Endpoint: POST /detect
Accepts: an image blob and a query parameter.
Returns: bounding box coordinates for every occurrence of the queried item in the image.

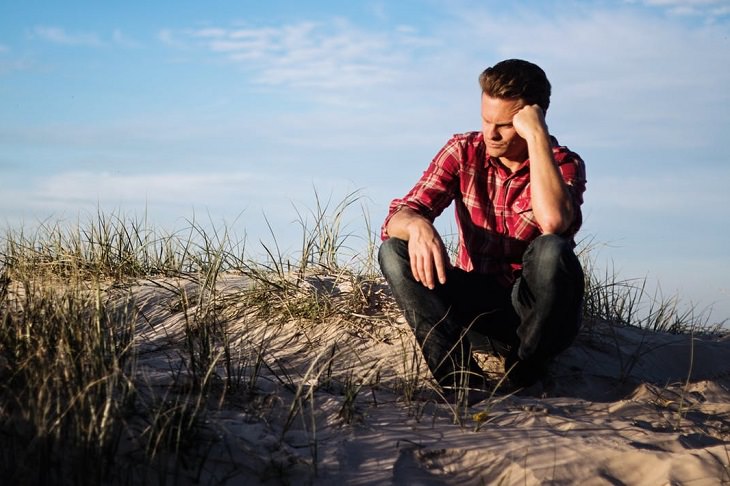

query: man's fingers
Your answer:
[412,253,430,286]
[408,236,449,289]
[421,253,435,289]
[410,254,422,283]
[432,249,447,285]
[415,252,445,289]
[409,251,431,288]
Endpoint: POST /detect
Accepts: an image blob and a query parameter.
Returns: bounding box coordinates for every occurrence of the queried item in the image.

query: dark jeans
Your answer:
[378,234,584,389]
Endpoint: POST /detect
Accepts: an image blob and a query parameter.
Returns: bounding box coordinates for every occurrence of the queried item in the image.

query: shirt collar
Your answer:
[483,135,561,175]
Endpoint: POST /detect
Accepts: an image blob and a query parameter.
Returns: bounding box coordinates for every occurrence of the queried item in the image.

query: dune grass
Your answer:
[0,277,136,484]
[578,237,724,335]
[0,195,725,483]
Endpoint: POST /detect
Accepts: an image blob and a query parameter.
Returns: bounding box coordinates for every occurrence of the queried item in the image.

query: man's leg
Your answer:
[508,234,585,385]
[378,238,487,391]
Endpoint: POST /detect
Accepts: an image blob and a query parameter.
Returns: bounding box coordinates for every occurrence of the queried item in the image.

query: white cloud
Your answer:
[27,26,142,49]
[587,169,730,212]
[191,28,228,38]
[177,19,436,91]
[0,59,32,75]
[0,44,34,75]
[14,169,354,215]
[645,0,725,5]
[32,26,104,47]
[0,169,367,252]
[638,0,730,20]
[158,28,187,48]
[34,171,254,205]
[154,6,730,153]
[112,29,142,48]
[643,0,728,7]
[443,6,730,151]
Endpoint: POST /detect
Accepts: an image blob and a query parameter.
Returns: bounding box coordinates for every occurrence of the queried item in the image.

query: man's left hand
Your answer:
[512,104,549,142]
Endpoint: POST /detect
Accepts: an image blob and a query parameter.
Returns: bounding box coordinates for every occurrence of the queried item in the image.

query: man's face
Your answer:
[481,94,528,164]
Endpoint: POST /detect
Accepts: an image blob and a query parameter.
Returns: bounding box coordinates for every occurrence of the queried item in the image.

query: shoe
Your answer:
[503,352,549,389]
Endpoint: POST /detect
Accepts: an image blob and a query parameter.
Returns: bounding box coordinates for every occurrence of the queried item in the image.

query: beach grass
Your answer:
[0,195,726,484]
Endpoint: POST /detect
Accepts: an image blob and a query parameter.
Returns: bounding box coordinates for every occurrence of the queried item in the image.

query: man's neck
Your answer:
[498,156,526,173]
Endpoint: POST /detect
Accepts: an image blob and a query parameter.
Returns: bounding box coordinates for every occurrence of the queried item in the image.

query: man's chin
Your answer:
[487,146,505,157]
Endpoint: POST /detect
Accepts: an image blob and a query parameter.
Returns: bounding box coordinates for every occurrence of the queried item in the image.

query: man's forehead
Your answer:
[481,94,525,122]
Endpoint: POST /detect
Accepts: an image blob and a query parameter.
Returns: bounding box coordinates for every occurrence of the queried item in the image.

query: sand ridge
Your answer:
[120,274,730,485]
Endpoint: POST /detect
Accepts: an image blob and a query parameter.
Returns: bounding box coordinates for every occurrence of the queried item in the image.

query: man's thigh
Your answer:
[441,268,520,346]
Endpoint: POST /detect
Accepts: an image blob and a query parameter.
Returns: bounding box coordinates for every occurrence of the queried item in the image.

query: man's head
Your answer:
[478,59,551,112]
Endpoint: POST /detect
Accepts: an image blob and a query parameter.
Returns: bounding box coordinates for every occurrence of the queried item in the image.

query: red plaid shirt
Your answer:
[381,131,586,287]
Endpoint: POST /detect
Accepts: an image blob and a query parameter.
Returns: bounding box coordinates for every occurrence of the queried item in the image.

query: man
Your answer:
[378,59,586,399]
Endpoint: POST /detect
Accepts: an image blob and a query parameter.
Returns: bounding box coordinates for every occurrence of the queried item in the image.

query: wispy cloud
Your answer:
[445,5,730,151]
[34,171,257,206]
[626,0,730,24]
[31,26,142,48]
[111,29,142,48]
[0,169,363,244]
[0,44,34,75]
[153,6,730,152]
[0,59,33,75]
[9,168,353,212]
[588,169,730,212]
[158,28,187,49]
[32,26,104,47]
[640,0,730,19]
[173,19,438,91]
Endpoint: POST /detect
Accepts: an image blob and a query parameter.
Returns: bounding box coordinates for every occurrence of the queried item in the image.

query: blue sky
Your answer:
[1,0,729,325]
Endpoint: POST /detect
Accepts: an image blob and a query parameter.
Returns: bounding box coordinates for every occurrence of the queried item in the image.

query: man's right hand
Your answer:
[386,208,451,289]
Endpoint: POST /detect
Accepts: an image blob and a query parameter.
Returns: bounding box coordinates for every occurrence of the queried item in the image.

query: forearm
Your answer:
[385,207,449,288]
[385,207,434,241]
[527,134,574,234]
[512,105,574,234]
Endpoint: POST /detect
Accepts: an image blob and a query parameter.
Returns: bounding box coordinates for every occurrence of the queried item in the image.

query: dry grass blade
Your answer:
[0,194,726,484]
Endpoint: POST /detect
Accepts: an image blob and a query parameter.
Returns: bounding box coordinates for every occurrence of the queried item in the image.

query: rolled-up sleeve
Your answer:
[380,136,463,240]
[554,149,587,239]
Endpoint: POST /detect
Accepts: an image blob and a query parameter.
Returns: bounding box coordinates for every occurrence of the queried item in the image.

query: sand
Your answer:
[122,274,730,485]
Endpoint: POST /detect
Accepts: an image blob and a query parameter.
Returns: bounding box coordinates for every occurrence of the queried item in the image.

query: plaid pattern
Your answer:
[381,131,586,287]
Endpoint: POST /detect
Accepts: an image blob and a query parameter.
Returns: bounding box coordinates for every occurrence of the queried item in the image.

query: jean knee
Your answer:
[522,234,584,292]
[527,234,571,267]
[378,238,410,280]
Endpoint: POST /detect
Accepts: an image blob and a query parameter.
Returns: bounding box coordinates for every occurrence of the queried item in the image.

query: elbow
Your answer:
[537,208,573,235]
[539,220,567,235]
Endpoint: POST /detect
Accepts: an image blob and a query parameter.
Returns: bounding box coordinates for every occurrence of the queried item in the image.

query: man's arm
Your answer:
[512,105,574,234]
[386,207,450,290]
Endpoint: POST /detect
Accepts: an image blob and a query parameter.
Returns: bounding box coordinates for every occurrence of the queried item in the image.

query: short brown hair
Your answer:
[479,59,551,112]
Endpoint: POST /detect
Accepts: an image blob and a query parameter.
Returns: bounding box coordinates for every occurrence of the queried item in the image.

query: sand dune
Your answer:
[122,274,730,485]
